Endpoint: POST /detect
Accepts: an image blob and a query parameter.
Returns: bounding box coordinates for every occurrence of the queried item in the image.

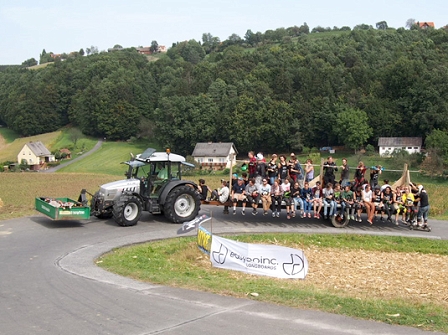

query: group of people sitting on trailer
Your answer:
[197,152,430,228]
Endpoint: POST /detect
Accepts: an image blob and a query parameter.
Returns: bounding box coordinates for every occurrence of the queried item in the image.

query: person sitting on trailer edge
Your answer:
[231,177,247,215]
[245,178,260,215]
[211,179,230,204]
[259,178,272,215]
[312,181,323,219]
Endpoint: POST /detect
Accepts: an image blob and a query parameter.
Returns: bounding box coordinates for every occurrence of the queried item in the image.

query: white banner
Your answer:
[211,235,308,279]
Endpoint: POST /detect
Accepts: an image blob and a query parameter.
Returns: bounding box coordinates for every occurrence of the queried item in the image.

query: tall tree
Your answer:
[333,106,373,152]
[376,21,388,30]
[150,40,159,53]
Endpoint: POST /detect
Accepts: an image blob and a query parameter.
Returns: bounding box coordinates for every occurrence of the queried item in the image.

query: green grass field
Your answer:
[56,140,159,175]
[98,234,448,333]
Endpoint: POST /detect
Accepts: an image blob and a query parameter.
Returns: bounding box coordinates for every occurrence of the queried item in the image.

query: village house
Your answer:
[17,141,55,170]
[417,21,435,29]
[191,142,238,171]
[378,137,422,157]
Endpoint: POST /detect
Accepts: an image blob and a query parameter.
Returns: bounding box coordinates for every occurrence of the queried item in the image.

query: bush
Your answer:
[365,144,375,156]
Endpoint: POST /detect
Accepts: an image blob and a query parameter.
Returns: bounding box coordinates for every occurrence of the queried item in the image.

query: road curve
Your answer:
[0,207,447,335]
[43,139,103,173]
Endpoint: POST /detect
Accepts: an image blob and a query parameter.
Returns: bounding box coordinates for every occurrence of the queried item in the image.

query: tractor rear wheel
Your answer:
[164,186,200,223]
[113,196,142,227]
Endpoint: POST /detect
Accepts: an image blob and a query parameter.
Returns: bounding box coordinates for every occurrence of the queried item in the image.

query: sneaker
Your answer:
[287,215,291,220]
[308,213,311,218]
[395,220,399,226]
[380,217,384,221]
[233,210,236,215]
[314,214,317,218]
[272,212,276,218]
[252,210,256,216]
[276,212,280,218]
[292,212,296,218]
[316,213,321,219]
[263,211,267,216]
[241,210,245,215]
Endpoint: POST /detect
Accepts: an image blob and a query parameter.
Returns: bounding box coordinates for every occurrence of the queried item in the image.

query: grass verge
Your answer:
[0,173,117,220]
[98,234,448,333]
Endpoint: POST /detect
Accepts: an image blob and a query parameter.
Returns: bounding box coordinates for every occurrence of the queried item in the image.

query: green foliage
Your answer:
[334,105,372,152]
[2,27,448,156]
[365,144,375,156]
[426,129,448,164]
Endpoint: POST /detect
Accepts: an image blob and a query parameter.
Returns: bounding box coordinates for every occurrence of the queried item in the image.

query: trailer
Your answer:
[35,197,90,220]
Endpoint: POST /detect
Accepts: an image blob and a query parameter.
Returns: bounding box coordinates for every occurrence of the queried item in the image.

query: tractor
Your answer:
[80,148,201,226]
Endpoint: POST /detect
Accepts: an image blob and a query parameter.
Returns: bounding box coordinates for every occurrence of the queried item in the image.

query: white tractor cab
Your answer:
[83,148,201,226]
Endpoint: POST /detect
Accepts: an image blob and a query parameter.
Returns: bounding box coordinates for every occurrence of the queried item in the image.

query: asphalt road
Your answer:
[1,206,447,335]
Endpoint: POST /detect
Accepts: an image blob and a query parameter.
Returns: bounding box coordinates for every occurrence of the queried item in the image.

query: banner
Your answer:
[177,214,211,235]
[211,235,308,279]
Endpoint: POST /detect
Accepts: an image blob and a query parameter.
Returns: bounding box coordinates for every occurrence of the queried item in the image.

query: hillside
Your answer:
[1,26,448,161]
[0,130,62,162]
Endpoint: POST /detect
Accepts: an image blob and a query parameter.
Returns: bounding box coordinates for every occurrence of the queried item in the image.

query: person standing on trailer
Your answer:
[278,155,289,182]
[415,185,430,228]
[247,151,257,179]
[323,156,338,186]
[267,154,278,185]
[339,158,350,187]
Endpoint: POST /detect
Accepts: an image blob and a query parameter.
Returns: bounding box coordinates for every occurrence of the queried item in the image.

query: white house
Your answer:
[378,137,422,157]
[17,141,55,170]
[191,142,238,170]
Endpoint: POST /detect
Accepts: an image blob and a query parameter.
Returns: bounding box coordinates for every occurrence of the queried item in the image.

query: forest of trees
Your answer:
[1,24,448,159]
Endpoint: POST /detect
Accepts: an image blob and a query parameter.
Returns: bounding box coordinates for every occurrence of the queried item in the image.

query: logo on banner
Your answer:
[177,214,211,235]
[282,254,305,275]
[197,226,212,255]
[212,243,228,264]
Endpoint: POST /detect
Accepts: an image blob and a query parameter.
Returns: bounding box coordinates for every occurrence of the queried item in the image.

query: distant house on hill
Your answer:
[378,137,422,157]
[17,141,55,170]
[418,21,435,29]
[191,142,238,170]
[59,148,71,159]
[136,47,152,55]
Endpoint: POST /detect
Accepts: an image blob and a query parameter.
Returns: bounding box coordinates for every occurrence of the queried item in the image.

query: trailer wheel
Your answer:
[164,186,200,223]
[113,196,142,227]
[331,213,350,228]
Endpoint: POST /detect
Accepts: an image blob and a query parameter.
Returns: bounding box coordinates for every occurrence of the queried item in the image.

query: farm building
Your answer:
[378,137,422,157]
[17,141,55,170]
[191,142,238,170]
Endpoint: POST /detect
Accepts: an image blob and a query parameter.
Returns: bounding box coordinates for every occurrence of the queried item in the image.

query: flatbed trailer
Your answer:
[35,197,91,220]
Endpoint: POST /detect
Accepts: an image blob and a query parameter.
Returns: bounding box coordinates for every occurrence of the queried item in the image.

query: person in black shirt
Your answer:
[196,179,211,200]
[323,156,338,187]
[267,154,278,185]
[278,155,289,182]
[415,185,430,227]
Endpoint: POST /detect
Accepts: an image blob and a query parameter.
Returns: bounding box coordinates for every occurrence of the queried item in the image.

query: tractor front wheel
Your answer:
[164,186,200,223]
[113,196,142,227]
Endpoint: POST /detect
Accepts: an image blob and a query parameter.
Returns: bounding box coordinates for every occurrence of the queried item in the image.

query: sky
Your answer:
[0,0,447,65]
